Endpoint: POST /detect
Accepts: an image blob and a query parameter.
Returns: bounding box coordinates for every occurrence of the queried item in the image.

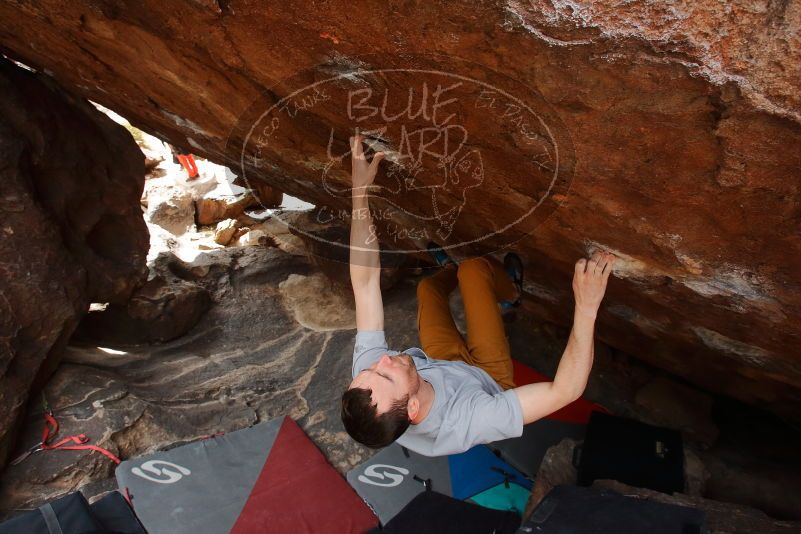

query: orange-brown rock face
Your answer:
[0,2,799,418]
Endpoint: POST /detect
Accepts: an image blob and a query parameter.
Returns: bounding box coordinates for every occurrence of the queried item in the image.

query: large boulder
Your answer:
[143,181,196,236]
[0,59,148,468]
[214,218,240,245]
[0,2,799,418]
[195,191,257,226]
[72,253,211,346]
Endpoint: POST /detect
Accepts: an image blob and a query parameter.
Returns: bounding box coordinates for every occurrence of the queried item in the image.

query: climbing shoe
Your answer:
[427,242,455,267]
[501,252,524,315]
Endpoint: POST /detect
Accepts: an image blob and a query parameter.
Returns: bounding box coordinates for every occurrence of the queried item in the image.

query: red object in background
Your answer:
[176,153,199,179]
[512,360,609,424]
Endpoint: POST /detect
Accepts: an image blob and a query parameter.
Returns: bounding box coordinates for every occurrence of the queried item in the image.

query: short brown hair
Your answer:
[341,387,410,449]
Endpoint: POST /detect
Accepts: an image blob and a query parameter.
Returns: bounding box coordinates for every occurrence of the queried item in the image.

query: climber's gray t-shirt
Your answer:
[351,330,524,456]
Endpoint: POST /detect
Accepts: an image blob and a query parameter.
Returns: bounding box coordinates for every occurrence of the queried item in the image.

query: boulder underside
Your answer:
[0,1,799,421]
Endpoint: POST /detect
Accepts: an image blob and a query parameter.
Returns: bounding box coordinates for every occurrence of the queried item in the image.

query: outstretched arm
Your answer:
[349,133,386,331]
[513,251,615,424]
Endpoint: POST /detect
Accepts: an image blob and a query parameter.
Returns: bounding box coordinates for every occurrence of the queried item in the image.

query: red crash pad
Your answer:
[512,360,608,424]
[231,417,378,534]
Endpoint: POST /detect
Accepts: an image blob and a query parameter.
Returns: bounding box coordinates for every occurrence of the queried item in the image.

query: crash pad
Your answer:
[523,485,705,533]
[116,416,377,534]
[347,442,531,525]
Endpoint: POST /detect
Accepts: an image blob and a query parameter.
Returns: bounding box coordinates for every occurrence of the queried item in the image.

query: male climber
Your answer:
[341,133,616,456]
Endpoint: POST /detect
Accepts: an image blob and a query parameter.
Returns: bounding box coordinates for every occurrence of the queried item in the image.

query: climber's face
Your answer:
[349,353,421,415]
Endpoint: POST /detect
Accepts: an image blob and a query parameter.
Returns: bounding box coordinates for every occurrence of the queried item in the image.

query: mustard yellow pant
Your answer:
[416,256,517,390]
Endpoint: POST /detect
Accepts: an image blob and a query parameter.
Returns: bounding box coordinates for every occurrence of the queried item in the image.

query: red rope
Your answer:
[39,412,121,465]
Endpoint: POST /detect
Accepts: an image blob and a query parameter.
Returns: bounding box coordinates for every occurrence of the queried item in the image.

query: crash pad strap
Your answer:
[41,412,121,465]
[38,503,63,534]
